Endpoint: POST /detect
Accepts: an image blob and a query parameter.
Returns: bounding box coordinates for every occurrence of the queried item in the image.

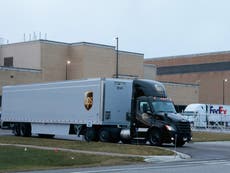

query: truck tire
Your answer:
[84,128,96,142]
[20,123,31,137]
[174,139,185,147]
[38,134,55,138]
[110,128,121,143]
[121,138,131,144]
[99,128,110,142]
[148,129,162,146]
[13,123,21,136]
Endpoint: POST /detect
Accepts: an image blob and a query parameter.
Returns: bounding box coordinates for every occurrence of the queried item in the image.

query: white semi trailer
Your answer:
[1,78,191,146]
[183,103,230,128]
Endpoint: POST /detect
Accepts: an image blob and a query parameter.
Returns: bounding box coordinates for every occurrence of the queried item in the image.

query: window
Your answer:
[139,101,150,113]
[151,101,176,113]
[0,95,2,107]
[4,57,13,67]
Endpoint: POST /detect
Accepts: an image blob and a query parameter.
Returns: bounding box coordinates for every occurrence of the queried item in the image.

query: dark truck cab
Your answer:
[130,80,191,146]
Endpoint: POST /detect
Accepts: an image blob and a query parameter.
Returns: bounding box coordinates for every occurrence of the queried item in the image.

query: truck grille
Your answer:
[176,122,191,133]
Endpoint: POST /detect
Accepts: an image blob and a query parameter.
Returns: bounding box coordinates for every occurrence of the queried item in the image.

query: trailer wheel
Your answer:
[99,128,110,142]
[20,123,31,137]
[13,123,21,136]
[84,128,96,142]
[20,123,27,137]
[148,129,162,146]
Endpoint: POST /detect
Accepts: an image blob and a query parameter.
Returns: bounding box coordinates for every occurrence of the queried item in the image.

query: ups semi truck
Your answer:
[1,78,191,146]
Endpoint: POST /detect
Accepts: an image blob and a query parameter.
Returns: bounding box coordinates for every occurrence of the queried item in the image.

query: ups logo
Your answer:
[84,91,93,111]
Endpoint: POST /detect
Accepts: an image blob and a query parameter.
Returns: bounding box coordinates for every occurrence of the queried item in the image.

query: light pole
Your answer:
[66,60,71,80]
[115,37,119,78]
[223,78,228,104]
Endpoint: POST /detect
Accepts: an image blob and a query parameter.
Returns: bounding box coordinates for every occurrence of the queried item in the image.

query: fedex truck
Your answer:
[1,78,191,146]
[183,103,230,128]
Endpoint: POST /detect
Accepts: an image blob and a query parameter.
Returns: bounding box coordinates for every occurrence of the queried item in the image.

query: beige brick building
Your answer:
[145,51,230,105]
[0,40,144,82]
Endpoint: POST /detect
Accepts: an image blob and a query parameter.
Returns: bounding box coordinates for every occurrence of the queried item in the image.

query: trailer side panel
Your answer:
[2,79,102,125]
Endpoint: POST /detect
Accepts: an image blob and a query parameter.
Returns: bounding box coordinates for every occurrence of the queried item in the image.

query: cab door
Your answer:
[136,100,153,127]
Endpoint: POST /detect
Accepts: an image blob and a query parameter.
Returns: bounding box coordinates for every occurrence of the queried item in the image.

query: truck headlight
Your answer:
[165,125,176,131]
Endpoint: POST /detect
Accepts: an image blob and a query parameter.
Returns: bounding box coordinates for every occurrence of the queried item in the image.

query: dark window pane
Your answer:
[4,57,13,67]
[157,61,230,75]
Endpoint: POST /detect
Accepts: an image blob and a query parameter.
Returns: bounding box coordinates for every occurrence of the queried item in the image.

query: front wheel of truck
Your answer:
[174,139,185,147]
[148,129,162,146]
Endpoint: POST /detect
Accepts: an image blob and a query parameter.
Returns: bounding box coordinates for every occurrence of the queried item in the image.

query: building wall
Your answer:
[0,40,144,94]
[164,82,199,106]
[70,43,116,79]
[69,43,144,79]
[158,71,230,104]
[68,44,85,79]
[145,51,230,105]
[0,68,42,97]
[147,52,230,66]
[144,64,157,80]
[0,40,144,83]
[40,41,69,82]
[0,41,41,69]
[118,51,144,78]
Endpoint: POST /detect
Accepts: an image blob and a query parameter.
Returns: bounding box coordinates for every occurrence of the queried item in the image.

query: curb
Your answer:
[144,150,191,163]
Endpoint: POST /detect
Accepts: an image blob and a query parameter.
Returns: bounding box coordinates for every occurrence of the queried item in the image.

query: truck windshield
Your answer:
[152,101,176,113]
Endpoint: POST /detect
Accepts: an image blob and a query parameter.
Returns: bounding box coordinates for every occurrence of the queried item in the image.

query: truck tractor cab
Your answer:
[131,80,191,146]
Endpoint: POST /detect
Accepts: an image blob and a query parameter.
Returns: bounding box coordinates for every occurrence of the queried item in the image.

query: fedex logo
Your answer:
[210,106,227,115]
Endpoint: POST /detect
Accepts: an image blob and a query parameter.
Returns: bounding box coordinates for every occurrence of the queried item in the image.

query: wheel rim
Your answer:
[99,129,110,142]
[149,130,161,146]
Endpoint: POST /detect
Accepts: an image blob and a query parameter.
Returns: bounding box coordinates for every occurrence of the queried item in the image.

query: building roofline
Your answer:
[0,39,70,47]
[71,42,115,49]
[144,64,156,68]
[119,50,144,56]
[162,81,199,87]
[0,66,41,72]
[145,50,230,62]
[71,42,144,56]
[0,39,144,56]
[39,39,69,45]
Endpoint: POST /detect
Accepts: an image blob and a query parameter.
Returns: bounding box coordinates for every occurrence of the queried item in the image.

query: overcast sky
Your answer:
[1,0,230,58]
